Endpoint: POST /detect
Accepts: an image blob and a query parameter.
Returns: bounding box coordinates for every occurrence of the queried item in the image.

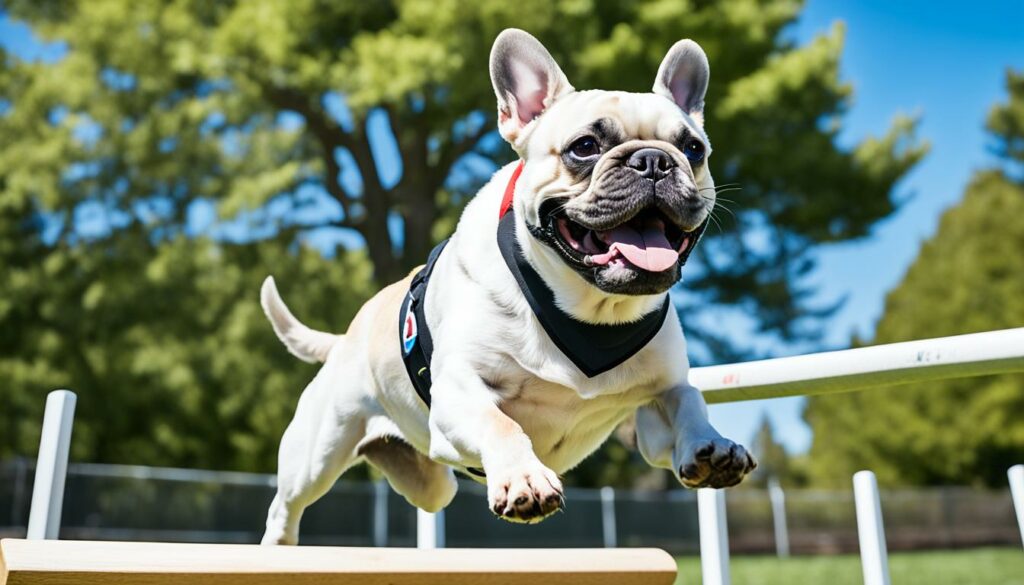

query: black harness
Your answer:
[398,238,448,408]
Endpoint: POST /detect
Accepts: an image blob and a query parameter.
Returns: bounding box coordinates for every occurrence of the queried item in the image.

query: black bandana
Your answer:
[497,211,669,377]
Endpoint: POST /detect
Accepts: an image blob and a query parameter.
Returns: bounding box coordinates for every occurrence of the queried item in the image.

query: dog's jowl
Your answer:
[260,29,756,544]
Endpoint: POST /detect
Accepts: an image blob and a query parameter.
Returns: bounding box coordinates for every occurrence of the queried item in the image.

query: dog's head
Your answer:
[490,29,714,299]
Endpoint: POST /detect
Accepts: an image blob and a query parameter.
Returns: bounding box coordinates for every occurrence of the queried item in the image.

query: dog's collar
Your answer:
[498,160,525,219]
[497,210,669,378]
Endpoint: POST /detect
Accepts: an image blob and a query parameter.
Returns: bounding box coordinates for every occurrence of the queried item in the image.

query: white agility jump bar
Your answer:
[0,539,677,585]
[690,327,1024,404]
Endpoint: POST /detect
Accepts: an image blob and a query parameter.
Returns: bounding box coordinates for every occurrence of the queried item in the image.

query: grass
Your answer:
[675,547,1024,585]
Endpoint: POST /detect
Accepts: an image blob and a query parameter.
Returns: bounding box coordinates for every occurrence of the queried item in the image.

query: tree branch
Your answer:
[429,121,492,188]
[258,84,381,219]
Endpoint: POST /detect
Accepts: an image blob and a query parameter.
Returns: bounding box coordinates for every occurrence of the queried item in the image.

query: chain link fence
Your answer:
[1,459,1018,553]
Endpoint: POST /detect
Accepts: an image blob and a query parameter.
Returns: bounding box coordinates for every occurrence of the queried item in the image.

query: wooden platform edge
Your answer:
[1,539,678,585]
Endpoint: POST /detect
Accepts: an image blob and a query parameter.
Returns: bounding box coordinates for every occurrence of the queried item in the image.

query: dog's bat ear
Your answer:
[490,28,574,147]
[653,40,710,125]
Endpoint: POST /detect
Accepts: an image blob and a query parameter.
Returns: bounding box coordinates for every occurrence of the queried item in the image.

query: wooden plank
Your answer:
[0,539,677,585]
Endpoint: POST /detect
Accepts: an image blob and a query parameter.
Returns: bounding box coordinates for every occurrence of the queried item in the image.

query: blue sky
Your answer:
[3,1,1023,453]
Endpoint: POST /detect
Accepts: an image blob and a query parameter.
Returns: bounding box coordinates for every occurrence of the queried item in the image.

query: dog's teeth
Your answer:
[583,255,595,266]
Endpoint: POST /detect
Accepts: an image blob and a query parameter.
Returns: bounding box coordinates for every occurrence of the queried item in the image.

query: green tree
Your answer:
[803,72,1024,487]
[1,0,924,472]
[0,189,376,469]
[747,414,791,488]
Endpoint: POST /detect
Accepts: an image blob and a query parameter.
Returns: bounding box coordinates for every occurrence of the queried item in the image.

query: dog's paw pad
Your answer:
[677,438,756,489]
[487,462,564,524]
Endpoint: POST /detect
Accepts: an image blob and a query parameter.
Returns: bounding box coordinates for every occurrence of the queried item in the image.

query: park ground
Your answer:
[675,547,1023,585]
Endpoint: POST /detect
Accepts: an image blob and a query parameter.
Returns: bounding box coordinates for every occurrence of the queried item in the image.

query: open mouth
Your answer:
[540,200,695,273]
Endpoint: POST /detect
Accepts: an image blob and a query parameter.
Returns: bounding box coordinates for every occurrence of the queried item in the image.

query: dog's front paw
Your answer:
[487,461,564,524]
[677,438,756,489]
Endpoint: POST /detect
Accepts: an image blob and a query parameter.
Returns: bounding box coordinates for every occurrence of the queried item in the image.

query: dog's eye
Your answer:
[568,136,601,159]
[684,139,706,165]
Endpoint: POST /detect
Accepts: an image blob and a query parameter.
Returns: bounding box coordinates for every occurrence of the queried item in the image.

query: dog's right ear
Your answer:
[490,29,574,149]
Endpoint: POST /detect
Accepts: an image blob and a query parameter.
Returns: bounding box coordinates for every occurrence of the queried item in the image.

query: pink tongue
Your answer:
[598,224,678,272]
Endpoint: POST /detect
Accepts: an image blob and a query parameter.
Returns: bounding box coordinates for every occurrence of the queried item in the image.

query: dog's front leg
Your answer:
[636,384,756,488]
[428,361,563,523]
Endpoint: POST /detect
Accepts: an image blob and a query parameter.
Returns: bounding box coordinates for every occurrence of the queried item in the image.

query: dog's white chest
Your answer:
[497,375,663,473]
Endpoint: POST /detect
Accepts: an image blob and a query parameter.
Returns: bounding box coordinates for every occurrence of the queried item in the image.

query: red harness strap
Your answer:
[498,160,525,219]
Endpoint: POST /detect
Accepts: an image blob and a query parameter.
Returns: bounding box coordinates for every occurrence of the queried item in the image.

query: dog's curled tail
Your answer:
[260,276,340,364]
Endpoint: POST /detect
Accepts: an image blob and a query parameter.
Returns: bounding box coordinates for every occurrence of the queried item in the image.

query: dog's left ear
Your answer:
[653,40,710,126]
[490,29,574,149]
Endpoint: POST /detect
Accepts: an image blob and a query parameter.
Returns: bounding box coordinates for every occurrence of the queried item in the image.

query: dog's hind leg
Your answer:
[358,416,458,513]
[261,351,367,546]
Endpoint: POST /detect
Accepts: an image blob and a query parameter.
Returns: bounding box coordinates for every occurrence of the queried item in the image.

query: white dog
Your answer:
[261,29,755,545]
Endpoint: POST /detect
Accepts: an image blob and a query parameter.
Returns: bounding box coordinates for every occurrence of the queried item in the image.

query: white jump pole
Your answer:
[698,488,730,585]
[1009,464,1024,549]
[26,389,77,540]
[417,509,445,549]
[691,327,1024,404]
[853,471,891,585]
[600,486,617,548]
[767,477,790,558]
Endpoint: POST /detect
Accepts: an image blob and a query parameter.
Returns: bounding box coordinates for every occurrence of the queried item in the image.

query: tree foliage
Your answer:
[0,188,375,468]
[803,72,1024,487]
[1,0,923,473]
[747,414,794,487]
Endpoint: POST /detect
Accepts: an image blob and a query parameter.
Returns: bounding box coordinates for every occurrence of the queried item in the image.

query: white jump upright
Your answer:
[853,471,890,585]
[26,390,77,541]
[416,509,445,549]
[767,477,790,558]
[600,486,617,548]
[698,488,730,585]
[372,480,389,547]
[1009,464,1024,549]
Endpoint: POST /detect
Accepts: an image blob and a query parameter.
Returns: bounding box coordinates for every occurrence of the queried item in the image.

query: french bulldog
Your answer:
[261,28,754,545]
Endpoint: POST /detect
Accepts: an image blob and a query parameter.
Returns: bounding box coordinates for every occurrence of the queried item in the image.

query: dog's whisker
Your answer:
[708,188,742,197]
[714,206,737,222]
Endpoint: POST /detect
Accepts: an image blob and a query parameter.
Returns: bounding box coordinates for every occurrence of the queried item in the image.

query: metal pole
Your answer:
[698,488,730,585]
[27,390,77,540]
[600,486,617,548]
[416,509,444,549]
[373,480,389,547]
[1009,464,1024,549]
[767,477,790,558]
[853,471,891,585]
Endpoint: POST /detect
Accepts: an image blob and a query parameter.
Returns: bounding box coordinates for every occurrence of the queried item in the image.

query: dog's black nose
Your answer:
[626,148,675,181]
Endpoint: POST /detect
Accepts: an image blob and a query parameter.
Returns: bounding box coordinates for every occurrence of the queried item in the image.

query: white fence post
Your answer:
[698,488,730,585]
[853,470,891,585]
[372,480,389,547]
[27,390,77,540]
[417,509,445,549]
[1009,464,1024,549]
[768,477,790,558]
[600,486,617,548]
